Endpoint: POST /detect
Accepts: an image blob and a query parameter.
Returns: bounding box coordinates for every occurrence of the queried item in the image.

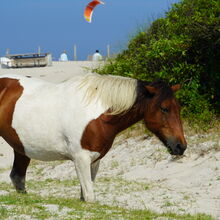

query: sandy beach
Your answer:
[0,62,219,219]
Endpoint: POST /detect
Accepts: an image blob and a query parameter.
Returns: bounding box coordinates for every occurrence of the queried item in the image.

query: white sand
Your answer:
[0,62,219,219]
[0,61,103,83]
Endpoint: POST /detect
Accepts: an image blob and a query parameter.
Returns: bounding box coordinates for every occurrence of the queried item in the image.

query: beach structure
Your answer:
[1,53,52,68]
[0,57,12,68]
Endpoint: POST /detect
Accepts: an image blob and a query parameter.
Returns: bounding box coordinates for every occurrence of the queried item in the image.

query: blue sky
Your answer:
[0,0,180,60]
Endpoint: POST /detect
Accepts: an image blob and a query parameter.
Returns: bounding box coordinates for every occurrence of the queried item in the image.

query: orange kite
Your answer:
[84,0,105,23]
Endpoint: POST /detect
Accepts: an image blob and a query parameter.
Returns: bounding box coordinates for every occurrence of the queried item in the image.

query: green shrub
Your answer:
[98,0,220,126]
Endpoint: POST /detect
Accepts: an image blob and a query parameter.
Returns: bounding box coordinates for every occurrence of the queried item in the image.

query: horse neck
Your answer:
[118,109,144,133]
[102,102,145,135]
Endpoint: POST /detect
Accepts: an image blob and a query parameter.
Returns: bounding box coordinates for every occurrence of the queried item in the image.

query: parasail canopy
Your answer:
[84,0,105,23]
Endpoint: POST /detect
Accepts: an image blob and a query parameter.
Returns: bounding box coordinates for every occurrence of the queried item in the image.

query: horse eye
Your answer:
[160,107,169,113]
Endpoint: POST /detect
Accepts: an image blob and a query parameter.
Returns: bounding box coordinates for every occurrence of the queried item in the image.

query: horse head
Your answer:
[143,81,187,155]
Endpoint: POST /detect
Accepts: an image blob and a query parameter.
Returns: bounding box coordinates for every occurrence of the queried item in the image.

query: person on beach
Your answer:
[92,50,103,61]
[59,50,68,61]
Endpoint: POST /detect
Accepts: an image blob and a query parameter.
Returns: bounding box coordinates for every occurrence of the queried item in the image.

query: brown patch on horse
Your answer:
[0,78,25,155]
[81,109,144,161]
[81,114,116,160]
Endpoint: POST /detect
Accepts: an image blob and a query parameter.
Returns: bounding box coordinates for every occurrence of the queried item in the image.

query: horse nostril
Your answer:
[166,139,186,155]
[176,144,181,150]
[176,144,185,155]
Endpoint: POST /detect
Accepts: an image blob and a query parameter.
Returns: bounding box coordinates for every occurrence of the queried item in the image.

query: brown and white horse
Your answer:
[0,73,187,202]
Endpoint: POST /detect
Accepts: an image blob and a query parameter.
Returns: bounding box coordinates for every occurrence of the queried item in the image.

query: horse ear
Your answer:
[171,84,181,93]
[145,86,157,95]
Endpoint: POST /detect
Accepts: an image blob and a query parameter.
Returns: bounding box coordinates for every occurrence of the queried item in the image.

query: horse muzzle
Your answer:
[166,139,187,155]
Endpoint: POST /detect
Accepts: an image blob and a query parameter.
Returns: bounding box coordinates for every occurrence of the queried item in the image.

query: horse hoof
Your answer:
[80,196,85,202]
[17,189,27,194]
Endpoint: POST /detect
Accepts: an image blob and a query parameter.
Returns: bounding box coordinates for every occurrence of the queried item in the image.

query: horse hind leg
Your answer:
[10,150,30,193]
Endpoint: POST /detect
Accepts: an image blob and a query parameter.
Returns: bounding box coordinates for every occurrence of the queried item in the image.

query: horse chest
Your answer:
[81,116,117,160]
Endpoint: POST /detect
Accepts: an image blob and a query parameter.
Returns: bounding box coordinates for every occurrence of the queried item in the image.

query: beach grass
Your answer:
[0,181,215,220]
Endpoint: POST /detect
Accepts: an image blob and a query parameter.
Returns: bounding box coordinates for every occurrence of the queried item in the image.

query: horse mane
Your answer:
[78,73,137,115]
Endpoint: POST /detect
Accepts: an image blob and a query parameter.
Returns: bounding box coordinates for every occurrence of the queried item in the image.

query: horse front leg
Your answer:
[74,151,95,202]
[10,150,30,193]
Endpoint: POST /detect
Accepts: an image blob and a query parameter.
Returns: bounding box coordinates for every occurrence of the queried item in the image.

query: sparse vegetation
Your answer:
[0,181,215,220]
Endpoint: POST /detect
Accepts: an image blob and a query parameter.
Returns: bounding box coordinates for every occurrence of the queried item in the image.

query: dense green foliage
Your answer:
[98,0,220,126]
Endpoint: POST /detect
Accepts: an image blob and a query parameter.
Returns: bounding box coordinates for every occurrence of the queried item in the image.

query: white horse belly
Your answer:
[12,99,69,161]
